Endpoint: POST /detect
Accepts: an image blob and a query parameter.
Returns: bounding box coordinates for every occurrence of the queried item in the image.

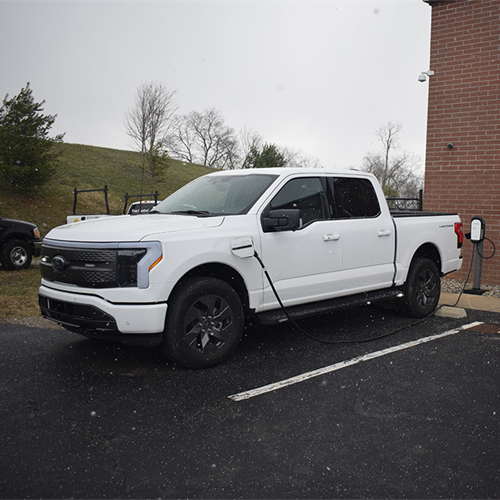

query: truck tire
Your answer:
[401,257,440,318]
[161,277,244,368]
[0,239,32,270]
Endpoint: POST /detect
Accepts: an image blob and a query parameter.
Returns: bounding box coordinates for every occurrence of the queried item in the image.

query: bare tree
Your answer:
[361,121,423,198]
[280,146,324,169]
[166,108,239,169]
[166,115,195,164]
[124,81,177,189]
[238,126,262,167]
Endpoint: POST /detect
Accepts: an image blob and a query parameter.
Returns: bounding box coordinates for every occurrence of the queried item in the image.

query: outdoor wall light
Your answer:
[418,70,435,82]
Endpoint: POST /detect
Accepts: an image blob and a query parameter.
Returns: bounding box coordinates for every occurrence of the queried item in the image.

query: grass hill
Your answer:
[0,143,215,237]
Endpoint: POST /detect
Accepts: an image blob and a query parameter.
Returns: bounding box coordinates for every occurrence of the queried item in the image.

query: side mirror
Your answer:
[262,209,300,232]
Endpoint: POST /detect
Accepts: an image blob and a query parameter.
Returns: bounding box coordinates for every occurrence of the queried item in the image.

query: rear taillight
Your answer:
[454,222,464,249]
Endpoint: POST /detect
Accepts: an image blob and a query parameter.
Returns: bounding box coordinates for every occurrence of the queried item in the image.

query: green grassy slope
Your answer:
[0,143,215,237]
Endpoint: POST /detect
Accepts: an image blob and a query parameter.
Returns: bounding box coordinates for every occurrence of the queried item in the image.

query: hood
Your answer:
[0,217,37,229]
[45,214,225,243]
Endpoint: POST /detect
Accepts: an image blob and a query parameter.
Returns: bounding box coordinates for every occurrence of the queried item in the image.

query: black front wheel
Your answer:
[162,277,244,368]
[401,257,441,318]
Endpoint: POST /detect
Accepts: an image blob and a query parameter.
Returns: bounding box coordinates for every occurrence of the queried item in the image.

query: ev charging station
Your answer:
[469,216,486,294]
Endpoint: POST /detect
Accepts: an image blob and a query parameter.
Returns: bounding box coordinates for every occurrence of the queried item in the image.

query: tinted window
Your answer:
[269,177,329,225]
[331,177,380,219]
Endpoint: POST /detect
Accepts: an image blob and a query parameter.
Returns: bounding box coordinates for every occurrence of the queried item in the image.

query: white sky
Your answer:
[0,0,432,170]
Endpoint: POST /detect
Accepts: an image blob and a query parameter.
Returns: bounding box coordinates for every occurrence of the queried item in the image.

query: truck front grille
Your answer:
[40,239,162,289]
[41,243,119,288]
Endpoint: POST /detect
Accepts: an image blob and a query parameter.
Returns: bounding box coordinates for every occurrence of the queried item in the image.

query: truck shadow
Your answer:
[50,302,438,378]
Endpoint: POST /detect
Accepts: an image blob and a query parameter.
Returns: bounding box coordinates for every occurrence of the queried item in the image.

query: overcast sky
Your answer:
[1,0,432,170]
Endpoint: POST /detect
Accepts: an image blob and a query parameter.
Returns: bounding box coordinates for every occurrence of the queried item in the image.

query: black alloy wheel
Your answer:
[401,257,441,318]
[162,277,244,368]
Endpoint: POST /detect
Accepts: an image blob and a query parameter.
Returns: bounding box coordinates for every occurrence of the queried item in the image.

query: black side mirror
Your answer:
[262,209,300,232]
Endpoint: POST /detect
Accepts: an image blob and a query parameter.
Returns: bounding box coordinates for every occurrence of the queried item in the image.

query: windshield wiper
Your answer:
[170,210,211,217]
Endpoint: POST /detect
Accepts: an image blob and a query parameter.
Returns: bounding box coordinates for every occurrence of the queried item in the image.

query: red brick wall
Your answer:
[424,0,500,284]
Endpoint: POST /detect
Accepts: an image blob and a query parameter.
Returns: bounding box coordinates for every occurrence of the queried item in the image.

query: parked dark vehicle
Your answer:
[0,218,42,270]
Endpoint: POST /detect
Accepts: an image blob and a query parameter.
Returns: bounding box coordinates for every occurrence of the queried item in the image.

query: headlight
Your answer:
[118,241,163,289]
[117,249,147,287]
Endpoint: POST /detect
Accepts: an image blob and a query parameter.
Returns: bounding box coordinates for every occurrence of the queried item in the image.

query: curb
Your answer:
[435,305,467,319]
[439,292,500,314]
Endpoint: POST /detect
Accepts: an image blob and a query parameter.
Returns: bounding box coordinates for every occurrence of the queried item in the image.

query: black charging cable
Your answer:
[253,251,429,344]
[254,232,493,345]
[254,218,500,345]
[438,245,475,311]
[477,237,496,260]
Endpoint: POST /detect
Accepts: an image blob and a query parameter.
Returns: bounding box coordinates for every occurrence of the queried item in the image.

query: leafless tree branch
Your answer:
[361,121,423,198]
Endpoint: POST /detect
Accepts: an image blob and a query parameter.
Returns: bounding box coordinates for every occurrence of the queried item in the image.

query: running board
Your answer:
[256,288,403,325]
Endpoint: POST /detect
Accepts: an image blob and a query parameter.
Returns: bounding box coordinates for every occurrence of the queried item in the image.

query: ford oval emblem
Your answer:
[52,255,69,272]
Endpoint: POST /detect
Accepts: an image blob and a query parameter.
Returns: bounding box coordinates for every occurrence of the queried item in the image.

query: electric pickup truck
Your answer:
[39,169,464,368]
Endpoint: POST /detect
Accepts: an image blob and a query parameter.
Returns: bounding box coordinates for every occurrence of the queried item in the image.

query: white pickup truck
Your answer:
[39,169,464,368]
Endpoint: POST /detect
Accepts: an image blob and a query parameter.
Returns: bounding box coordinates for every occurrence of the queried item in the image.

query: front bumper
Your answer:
[38,285,167,345]
[33,240,42,257]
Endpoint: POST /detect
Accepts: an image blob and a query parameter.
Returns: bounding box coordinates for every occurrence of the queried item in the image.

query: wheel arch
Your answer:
[1,232,34,250]
[168,262,251,316]
[409,243,442,275]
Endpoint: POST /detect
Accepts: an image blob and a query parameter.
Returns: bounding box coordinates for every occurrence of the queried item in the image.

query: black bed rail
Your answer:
[386,189,423,212]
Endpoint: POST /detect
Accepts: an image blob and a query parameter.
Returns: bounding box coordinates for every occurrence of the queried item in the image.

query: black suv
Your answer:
[0,217,42,270]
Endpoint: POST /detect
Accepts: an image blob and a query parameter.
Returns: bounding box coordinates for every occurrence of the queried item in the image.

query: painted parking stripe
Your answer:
[228,322,483,402]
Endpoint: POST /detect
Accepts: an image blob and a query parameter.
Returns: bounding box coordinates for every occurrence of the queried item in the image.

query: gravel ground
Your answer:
[441,277,500,298]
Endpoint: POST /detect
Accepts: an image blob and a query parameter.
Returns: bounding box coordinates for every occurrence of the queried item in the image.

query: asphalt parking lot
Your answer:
[1,301,499,499]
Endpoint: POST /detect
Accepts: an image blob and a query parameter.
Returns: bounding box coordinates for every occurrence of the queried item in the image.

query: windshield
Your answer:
[153,173,278,216]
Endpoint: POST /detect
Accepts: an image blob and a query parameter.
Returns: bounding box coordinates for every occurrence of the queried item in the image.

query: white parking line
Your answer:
[228,322,483,402]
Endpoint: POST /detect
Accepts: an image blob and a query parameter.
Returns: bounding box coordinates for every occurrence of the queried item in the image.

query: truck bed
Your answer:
[391,210,458,217]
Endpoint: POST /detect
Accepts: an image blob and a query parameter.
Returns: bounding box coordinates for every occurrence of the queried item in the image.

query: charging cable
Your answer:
[439,246,475,310]
[253,251,428,344]
[477,237,496,260]
[254,232,494,345]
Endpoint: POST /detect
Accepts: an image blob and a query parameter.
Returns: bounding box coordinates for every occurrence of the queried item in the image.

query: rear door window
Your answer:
[330,177,381,219]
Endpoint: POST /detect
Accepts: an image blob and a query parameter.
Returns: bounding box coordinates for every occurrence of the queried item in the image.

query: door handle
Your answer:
[378,230,392,237]
[323,234,340,241]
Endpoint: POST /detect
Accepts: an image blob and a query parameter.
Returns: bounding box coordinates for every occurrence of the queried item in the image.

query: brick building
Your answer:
[423,0,500,284]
